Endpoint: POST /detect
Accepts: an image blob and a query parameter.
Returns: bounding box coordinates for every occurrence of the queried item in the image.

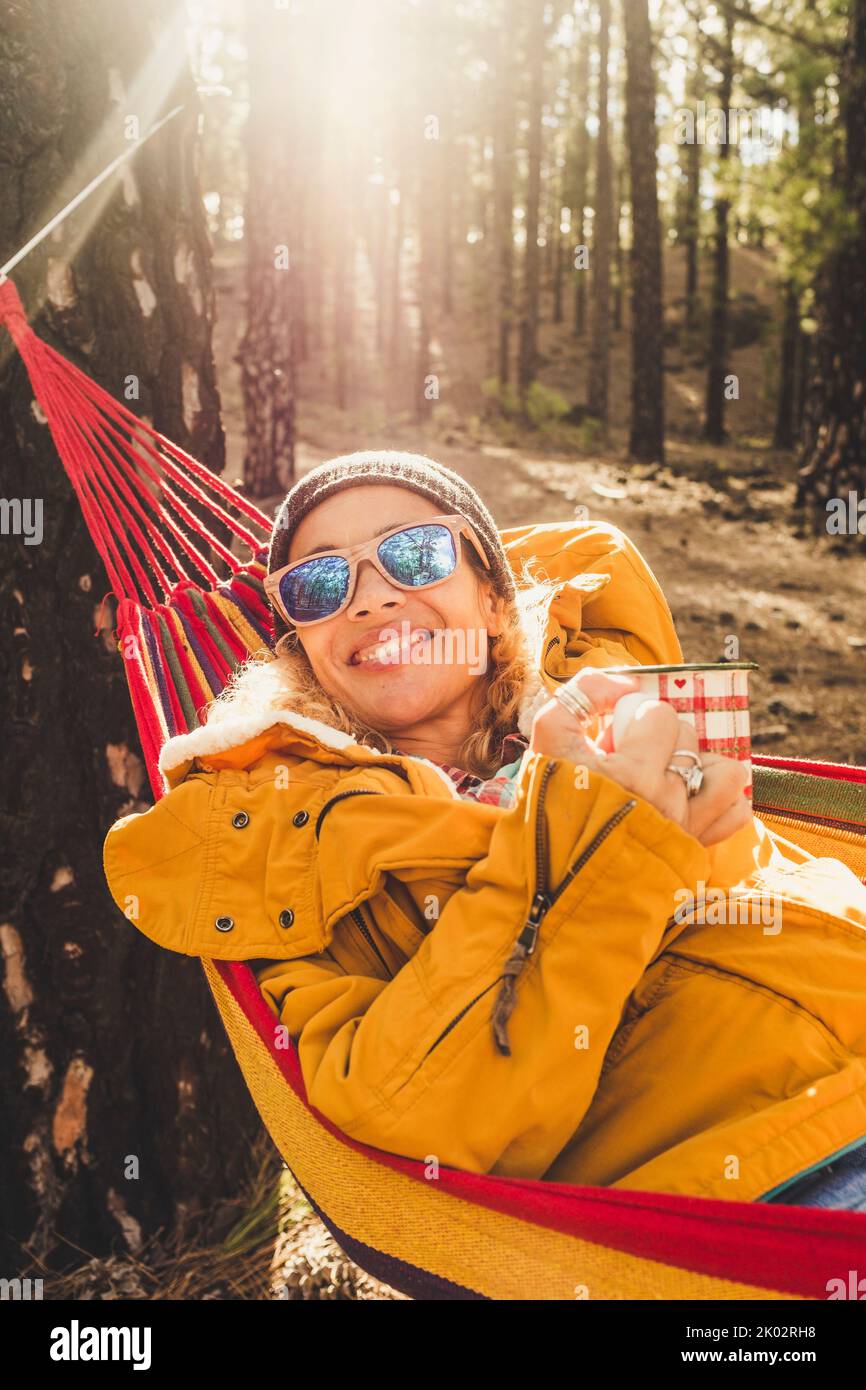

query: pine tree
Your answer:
[622,0,665,461]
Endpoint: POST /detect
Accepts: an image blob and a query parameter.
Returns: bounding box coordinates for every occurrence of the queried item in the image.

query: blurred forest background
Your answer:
[196,0,866,762]
[1,0,865,1302]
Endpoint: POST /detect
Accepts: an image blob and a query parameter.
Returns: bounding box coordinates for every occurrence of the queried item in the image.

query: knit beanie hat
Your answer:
[266,450,516,642]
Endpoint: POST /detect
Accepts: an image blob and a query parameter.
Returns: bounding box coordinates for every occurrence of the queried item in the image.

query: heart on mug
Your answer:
[674,678,687,688]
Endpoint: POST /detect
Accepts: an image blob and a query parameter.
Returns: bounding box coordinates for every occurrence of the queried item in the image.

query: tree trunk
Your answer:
[552,159,565,325]
[238,0,297,496]
[440,133,456,321]
[517,0,546,405]
[332,127,355,412]
[683,138,700,334]
[682,50,702,335]
[415,130,439,423]
[305,14,328,361]
[542,164,555,291]
[797,0,866,511]
[587,0,612,423]
[613,150,625,332]
[773,281,800,450]
[0,0,262,1279]
[368,167,389,358]
[412,7,448,424]
[795,329,811,436]
[386,119,407,377]
[622,0,665,461]
[702,13,735,445]
[572,30,590,336]
[290,12,325,368]
[492,0,518,386]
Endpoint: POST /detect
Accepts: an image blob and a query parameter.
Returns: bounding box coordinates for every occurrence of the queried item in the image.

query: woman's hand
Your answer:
[530,669,753,848]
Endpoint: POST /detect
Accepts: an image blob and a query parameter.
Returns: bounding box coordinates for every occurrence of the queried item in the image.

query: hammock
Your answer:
[4,273,866,1301]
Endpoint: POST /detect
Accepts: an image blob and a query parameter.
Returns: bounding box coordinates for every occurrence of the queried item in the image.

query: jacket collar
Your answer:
[157,690,464,799]
[158,704,355,773]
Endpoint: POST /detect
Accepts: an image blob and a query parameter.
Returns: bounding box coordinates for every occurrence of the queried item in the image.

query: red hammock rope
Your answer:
[0,277,272,604]
[0,276,280,789]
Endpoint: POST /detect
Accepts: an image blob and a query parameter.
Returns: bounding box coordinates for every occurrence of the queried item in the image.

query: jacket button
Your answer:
[232,811,250,829]
[292,810,309,828]
[215,916,235,932]
[279,909,295,929]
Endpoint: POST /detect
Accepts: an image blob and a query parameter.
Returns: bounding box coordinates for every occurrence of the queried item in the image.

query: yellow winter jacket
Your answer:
[102,520,866,1203]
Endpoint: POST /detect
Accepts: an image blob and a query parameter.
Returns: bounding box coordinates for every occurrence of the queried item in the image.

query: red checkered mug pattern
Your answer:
[597,662,757,778]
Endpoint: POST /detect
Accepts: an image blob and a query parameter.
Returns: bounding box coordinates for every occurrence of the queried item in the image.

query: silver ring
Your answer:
[666,762,704,798]
[670,748,702,768]
[553,680,596,725]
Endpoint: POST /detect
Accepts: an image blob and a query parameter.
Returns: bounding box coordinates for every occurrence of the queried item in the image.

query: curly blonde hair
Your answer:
[206,559,554,778]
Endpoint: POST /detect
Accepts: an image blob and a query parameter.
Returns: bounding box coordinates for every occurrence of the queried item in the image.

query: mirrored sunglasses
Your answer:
[264,513,490,627]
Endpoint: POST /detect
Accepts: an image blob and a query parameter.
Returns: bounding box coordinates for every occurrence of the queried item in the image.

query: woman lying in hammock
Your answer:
[103,450,866,1211]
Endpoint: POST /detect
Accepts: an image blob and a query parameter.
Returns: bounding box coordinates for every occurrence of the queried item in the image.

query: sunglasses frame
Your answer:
[264,512,491,628]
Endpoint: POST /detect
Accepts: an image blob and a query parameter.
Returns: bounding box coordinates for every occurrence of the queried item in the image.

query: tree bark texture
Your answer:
[0,0,262,1278]
[572,30,590,337]
[622,0,665,461]
[797,0,866,509]
[239,0,298,496]
[493,0,519,384]
[613,151,625,332]
[773,280,800,450]
[518,0,546,403]
[703,13,735,444]
[587,0,612,423]
[682,49,702,335]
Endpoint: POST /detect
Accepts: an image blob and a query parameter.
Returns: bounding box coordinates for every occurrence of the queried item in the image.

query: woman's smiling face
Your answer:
[287,485,503,740]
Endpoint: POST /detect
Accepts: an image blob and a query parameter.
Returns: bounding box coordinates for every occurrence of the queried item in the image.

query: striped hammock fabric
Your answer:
[3,273,866,1301]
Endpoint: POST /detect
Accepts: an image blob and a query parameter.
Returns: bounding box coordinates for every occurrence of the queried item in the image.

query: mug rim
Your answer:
[604,662,759,675]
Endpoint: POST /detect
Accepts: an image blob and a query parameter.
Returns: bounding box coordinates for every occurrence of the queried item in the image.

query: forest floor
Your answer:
[201,237,866,1301]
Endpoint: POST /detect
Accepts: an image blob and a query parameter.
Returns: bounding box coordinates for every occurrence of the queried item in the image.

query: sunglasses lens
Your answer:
[378,524,456,588]
[279,555,350,622]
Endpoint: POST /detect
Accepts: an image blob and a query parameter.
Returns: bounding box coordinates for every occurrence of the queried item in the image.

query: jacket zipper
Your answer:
[504,782,637,977]
[315,787,381,838]
[510,759,558,960]
[421,978,502,1058]
[543,634,560,663]
[422,759,637,1060]
[544,797,637,915]
[350,905,393,979]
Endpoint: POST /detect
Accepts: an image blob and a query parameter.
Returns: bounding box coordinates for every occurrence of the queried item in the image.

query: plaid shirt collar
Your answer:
[432,731,529,808]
